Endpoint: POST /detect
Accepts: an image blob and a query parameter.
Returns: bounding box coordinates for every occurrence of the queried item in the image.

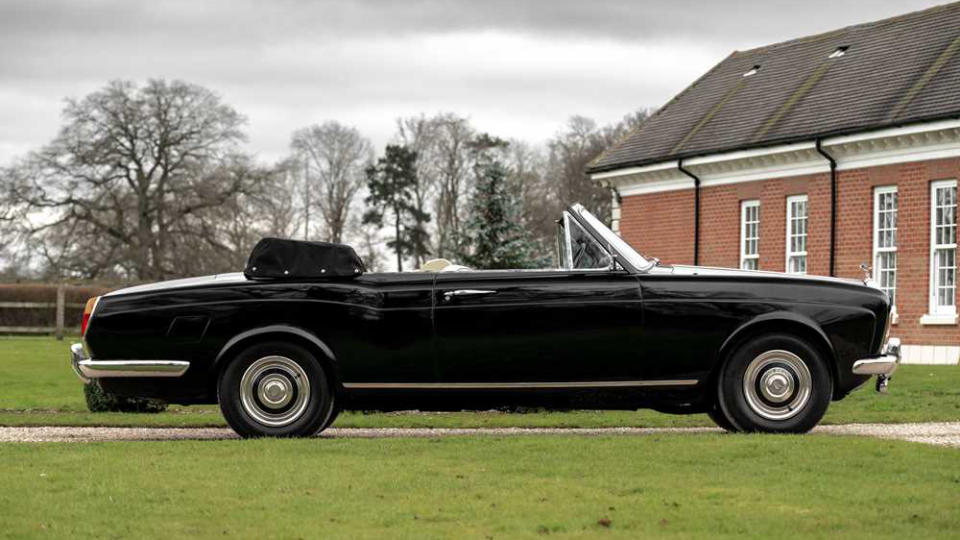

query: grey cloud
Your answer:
[0,1,945,46]
[0,0,947,165]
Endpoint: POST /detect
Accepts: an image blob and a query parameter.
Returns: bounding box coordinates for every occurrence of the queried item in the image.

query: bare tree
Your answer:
[430,113,474,258]
[0,173,30,277]
[291,121,372,244]
[505,139,552,251]
[544,110,651,227]
[170,157,289,276]
[547,116,608,217]
[0,171,16,247]
[6,79,259,280]
[257,160,304,240]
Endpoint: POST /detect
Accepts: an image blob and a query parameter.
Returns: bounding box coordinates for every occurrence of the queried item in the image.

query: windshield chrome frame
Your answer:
[560,214,574,269]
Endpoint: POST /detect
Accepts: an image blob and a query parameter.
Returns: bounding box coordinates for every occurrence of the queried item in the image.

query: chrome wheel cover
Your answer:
[742,349,811,421]
[239,355,311,427]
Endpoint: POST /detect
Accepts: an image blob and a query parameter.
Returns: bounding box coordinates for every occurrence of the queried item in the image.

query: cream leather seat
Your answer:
[420,258,452,272]
[420,258,471,272]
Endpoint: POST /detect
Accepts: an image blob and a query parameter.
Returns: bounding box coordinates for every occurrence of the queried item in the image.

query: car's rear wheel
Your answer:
[716,333,832,433]
[218,341,334,438]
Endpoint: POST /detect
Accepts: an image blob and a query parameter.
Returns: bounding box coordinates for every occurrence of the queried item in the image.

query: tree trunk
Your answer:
[303,161,310,240]
[137,199,153,280]
[394,212,402,272]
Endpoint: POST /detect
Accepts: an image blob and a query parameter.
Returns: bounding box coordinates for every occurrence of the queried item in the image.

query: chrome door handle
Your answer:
[442,289,497,301]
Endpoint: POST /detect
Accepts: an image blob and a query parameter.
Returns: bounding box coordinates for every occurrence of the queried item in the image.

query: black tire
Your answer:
[717,333,832,434]
[320,401,341,431]
[218,341,335,438]
[706,403,739,432]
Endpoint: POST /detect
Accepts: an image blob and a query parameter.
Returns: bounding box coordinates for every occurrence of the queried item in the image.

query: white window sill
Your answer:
[890,309,899,325]
[920,313,958,326]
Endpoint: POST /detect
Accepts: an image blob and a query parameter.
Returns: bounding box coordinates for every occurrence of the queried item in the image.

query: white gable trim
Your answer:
[595,160,693,196]
[595,119,960,195]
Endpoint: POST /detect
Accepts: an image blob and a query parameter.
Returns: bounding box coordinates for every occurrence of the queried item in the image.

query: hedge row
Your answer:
[84,382,167,413]
[0,283,117,329]
[0,283,117,303]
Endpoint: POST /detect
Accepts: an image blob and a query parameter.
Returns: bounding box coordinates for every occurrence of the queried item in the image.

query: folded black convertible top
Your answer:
[244,238,365,280]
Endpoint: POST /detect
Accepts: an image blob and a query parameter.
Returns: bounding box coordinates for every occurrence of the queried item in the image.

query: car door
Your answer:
[433,210,645,385]
[433,269,643,384]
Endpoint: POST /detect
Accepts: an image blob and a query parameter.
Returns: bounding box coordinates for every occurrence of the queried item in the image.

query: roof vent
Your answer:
[742,65,760,77]
[828,46,848,59]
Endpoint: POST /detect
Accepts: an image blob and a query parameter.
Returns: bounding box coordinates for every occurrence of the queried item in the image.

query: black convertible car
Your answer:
[71,204,899,437]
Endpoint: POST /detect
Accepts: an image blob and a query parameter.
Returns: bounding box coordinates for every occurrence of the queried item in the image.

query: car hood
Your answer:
[663,265,870,288]
[104,272,249,297]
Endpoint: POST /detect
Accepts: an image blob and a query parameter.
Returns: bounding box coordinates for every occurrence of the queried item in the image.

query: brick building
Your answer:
[588,4,959,364]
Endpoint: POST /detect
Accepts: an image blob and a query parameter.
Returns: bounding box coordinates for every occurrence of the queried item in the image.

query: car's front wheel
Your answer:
[218,341,335,438]
[716,333,832,433]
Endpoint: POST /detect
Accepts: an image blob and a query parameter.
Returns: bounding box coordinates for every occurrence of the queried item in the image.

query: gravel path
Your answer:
[817,422,960,448]
[0,422,958,447]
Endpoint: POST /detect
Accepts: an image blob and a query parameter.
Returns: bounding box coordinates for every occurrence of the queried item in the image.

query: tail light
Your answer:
[81,296,100,337]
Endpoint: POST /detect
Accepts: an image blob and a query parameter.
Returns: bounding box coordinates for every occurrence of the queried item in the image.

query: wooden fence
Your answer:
[0,284,84,339]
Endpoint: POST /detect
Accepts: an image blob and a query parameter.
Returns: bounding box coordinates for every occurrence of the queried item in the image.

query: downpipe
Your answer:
[815,139,838,277]
[677,159,701,266]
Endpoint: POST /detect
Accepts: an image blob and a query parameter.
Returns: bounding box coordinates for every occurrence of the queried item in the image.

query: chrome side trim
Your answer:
[78,360,190,378]
[70,343,191,379]
[343,380,699,390]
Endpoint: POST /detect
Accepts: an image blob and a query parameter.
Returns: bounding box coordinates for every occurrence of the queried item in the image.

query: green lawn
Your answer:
[0,435,957,539]
[1,337,958,539]
[1,336,958,428]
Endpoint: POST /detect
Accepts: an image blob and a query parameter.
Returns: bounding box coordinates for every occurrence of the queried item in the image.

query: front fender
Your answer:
[714,311,841,397]
[719,311,836,364]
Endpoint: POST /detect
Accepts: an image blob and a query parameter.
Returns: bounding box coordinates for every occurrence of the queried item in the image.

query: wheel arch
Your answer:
[710,312,839,399]
[212,325,340,392]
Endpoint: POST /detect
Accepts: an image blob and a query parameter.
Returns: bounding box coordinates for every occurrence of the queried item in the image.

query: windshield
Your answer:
[571,204,652,271]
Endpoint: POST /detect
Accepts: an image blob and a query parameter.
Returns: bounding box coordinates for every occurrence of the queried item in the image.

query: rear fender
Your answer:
[213,324,339,386]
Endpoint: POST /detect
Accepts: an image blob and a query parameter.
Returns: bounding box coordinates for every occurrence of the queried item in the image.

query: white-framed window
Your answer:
[873,186,898,307]
[929,179,957,317]
[740,200,760,270]
[785,195,808,274]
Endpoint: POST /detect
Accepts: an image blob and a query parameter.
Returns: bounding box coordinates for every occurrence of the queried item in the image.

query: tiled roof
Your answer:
[590,2,960,173]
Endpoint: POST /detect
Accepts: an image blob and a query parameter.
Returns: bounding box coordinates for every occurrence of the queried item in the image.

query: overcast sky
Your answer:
[0,0,948,166]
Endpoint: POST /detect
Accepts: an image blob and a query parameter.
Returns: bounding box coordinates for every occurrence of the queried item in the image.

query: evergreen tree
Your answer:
[461,135,536,269]
[362,145,430,271]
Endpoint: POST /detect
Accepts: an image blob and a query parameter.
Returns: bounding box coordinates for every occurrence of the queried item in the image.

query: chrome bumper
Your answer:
[70,342,190,381]
[70,343,91,383]
[852,338,900,392]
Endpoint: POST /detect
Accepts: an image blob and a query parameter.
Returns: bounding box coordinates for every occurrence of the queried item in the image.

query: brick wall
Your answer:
[840,158,960,346]
[618,157,960,347]
[619,188,695,265]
